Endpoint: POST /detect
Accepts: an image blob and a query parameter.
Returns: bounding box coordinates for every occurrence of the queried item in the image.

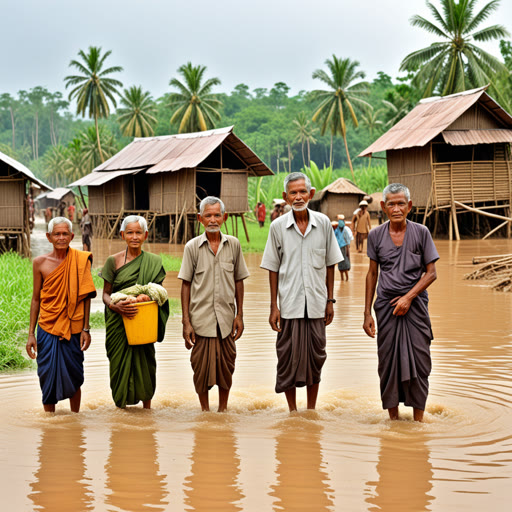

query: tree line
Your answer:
[1,0,511,189]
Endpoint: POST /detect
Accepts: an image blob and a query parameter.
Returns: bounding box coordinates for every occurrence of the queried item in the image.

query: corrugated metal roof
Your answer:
[314,178,367,201]
[44,187,76,200]
[442,129,512,145]
[92,126,272,176]
[69,168,144,187]
[359,86,512,156]
[0,150,52,190]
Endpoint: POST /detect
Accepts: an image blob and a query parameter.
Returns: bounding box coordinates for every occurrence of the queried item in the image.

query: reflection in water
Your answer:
[105,421,168,511]
[184,423,243,511]
[270,419,334,511]
[29,423,92,511]
[366,431,434,512]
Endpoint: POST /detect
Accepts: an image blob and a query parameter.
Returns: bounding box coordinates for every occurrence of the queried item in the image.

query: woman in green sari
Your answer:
[101,216,169,408]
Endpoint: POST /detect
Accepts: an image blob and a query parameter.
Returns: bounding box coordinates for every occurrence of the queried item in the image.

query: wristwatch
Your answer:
[327,299,336,304]
[82,328,90,333]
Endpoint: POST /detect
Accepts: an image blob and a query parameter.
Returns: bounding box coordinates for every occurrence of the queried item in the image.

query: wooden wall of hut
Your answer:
[317,194,362,220]
[0,177,25,230]
[149,169,196,214]
[220,171,248,213]
[446,103,503,130]
[387,146,432,207]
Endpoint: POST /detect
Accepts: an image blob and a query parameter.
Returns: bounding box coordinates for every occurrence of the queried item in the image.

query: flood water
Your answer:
[1,221,512,511]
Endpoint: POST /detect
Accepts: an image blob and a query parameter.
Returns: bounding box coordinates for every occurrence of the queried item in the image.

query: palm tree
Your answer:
[66,138,85,182]
[292,112,318,167]
[64,46,123,162]
[400,0,509,98]
[80,125,118,172]
[360,106,385,169]
[42,145,70,187]
[117,86,157,137]
[168,62,222,133]
[311,56,370,179]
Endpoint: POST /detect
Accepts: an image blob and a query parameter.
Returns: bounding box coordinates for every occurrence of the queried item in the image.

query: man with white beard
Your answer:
[261,172,342,411]
[179,196,249,412]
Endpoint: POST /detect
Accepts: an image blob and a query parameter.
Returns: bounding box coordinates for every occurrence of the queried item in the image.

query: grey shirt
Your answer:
[178,232,250,339]
[260,209,342,319]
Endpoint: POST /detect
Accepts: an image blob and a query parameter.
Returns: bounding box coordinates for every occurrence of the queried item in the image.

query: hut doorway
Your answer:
[133,173,149,210]
[196,171,221,206]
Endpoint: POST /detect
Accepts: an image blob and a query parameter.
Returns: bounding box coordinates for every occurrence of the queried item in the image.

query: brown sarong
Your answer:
[190,330,236,393]
[275,317,326,393]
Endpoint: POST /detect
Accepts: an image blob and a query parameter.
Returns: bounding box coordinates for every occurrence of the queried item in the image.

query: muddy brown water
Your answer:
[1,220,511,511]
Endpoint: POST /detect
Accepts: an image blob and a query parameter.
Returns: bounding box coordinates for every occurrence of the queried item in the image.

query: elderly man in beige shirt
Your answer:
[178,196,250,412]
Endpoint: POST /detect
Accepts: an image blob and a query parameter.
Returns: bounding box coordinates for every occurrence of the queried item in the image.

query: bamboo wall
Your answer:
[0,178,25,229]
[387,146,432,206]
[432,160,512,206]
[89,177,131,214]
[220,171,248,213]
[149,169,196,214]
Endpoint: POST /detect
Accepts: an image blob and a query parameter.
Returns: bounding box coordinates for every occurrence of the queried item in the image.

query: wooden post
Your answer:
[240,213,250,242]
[449,209,453,241]
[451,203,460,241]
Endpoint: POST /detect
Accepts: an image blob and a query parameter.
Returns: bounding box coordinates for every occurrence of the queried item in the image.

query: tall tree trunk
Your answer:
[307,139,311,168]
[95,116,105,163]
[35,111,39,160]
[301,141,306,169]
[343,133,355,181]
[31,132,36,160]
[329,133,333,168]
[367,154,372,171]
[50,110,56,146]
[10,106,15,150]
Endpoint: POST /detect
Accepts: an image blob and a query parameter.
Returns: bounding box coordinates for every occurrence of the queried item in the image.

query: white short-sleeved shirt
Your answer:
[260,209,342,319]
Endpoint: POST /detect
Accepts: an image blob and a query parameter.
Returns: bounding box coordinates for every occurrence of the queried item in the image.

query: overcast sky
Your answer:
[2,0,512,101]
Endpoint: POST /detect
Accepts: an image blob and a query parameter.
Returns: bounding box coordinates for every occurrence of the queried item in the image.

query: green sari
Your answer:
[102,251,169,407]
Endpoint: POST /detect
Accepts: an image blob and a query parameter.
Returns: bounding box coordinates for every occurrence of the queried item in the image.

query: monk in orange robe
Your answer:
[26,217,96,412]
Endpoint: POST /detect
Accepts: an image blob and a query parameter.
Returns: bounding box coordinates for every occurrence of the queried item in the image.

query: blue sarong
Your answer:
[36,326,84,405]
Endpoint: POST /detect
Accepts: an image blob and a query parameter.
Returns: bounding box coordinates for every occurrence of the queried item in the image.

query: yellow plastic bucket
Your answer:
[122,301,158,345]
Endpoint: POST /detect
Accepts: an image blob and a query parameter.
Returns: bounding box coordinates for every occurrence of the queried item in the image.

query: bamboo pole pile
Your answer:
[465,254,512,292]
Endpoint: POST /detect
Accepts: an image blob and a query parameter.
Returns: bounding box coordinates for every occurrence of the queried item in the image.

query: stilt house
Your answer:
[309,178,366,220]
[0,150,52,256]
[71,126,272,242]
[359,86,512,239]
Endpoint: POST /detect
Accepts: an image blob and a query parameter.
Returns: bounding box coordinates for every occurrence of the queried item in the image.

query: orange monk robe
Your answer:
[38,248,97,341]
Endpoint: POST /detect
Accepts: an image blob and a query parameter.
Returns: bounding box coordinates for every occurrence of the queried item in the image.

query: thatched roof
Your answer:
[71,126,272,187]
[359,86,512,157]
[314,178,366,201]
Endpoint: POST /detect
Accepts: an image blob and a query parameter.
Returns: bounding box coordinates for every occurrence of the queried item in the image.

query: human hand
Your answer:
[231,315,244,341]
[26,334,37,359]
[111,301,138,319]
[183,321,196,350]
[80,331,91,351]
[324,301,334,326]
[390,295,412,316]
[269,306,281,332]
[363,313,376,338]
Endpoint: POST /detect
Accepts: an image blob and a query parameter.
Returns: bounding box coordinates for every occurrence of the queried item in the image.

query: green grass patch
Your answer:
[89,311,105,328]
[160,254,183,272]
[0,252,33,370]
